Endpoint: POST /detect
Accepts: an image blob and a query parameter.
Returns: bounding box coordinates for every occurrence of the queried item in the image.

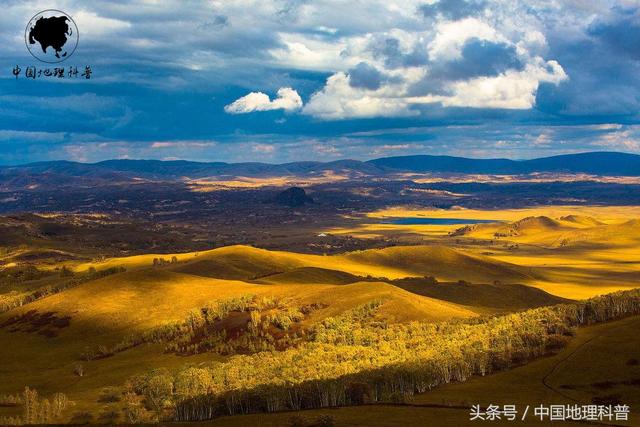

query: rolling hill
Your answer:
[162,244,534,284]
[255,266,361,285]
[451,214,640,249]
[391,279,568,311]
[0,242,555,362]
[0,238,635,424]
[340,245,533,282]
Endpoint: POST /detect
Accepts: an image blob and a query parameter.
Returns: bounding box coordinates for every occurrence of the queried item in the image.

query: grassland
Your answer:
[328,205,640,299]
[0,205,639,424]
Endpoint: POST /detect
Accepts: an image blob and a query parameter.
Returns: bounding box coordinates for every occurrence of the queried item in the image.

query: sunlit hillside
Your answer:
[1,207,639,424]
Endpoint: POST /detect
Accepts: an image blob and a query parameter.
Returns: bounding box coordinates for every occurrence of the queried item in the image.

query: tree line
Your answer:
[120,288,640,422]
[81,294,325,361]
[0,387,69,425]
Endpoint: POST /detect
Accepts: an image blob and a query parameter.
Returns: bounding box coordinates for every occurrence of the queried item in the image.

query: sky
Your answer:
[1,0,640,165]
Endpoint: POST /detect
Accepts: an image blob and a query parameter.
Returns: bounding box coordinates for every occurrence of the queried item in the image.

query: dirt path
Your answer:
[541,333,602,403]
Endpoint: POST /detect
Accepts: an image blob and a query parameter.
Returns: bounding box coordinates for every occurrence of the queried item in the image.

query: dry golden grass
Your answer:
[3,239,549,419]
[324,205,640,299]
[188,171,350,191]
[366,205,640,222]
[300,281,477,323]
[144,244,532,285]
[2,206,640,422]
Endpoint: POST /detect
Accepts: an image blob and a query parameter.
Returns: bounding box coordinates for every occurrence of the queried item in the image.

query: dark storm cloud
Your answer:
[535,7,640,118]
[588,7,640,59]
[420,0,486,21]
[370,37,429,69]
[446,38,523,79]
[197,15,229,30]
[348,62,384,90]
[410,38,524,96]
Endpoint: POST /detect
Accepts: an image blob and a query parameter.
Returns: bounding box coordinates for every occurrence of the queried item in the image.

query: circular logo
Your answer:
[25,10,79,63]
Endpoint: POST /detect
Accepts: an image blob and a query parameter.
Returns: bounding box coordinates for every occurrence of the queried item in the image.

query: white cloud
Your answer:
[594,128,640,151]
[73,10,131,38]
[428,18,504,61]
[251,143,276,153]
[296,9,570,119]
[270,35,351,71]
[408,60,567,109]
[150,140,216,148]
[224,87,303,114]
[0,0,623,124]
[302,72,420,120]
[302,50,567,118]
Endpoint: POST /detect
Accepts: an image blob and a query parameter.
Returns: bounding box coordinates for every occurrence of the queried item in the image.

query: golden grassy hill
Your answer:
[0,248,486,383]
[451,215,640,248]
[559,214,605,227]
[0,242,548,361]
[1,239,637,423]
[0,253,480,417]
[74,250,208,272]
[0,266,478,348]
[92,244,534,285]
[299,281,477,323]
[172,245,309,280]
[512,215,564,230]
[340,245,533,283]
[0,270,273,342]
[523,218,640,251]
[454,215,570,241]
[567,218,640,244]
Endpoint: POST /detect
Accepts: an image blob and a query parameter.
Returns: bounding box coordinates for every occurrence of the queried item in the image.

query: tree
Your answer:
[23,387,38,424]
[144,373,174,415]
[174,368,214,399]
[52,392,68,418]
[122,392,147,424]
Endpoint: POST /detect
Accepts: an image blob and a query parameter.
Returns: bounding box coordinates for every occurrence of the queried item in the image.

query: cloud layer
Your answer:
[0,0,639,163]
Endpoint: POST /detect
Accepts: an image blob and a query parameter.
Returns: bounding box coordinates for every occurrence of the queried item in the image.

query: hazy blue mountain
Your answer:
[1,152,639,185]
[367,152,640,176]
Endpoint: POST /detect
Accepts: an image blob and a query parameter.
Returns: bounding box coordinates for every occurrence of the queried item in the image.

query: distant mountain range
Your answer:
[368,152,640,175]
[1,152,639,186]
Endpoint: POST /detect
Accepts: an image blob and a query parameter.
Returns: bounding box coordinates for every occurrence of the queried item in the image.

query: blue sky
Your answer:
[1,0,640,164]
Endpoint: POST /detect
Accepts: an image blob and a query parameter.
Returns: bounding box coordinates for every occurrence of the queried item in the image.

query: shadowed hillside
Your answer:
[392,278,568,312]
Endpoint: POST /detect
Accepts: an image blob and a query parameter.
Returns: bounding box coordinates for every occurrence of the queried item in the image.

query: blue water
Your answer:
[384,217,499,225]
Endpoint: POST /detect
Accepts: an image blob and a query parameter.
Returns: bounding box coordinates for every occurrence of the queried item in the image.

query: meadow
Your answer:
[0,205,639,425]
